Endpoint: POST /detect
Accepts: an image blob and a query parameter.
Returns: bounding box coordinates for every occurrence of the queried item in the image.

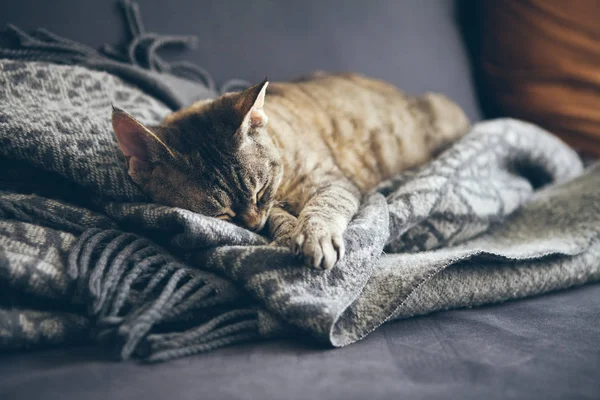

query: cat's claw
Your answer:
[292,226,345,270]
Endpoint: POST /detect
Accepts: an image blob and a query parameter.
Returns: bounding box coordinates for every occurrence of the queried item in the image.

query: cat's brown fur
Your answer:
[112,73,469,270]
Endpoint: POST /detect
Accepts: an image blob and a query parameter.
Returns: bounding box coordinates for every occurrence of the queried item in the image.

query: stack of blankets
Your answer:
[0,58,599,362]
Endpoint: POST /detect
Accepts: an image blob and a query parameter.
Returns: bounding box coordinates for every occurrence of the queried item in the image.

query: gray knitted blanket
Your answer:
[1,59,599,362]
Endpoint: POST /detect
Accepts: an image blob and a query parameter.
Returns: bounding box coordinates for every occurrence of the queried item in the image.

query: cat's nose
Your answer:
[243,210,266,232]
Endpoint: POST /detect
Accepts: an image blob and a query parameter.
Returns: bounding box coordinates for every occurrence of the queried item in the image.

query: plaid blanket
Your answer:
[1,59,599,362]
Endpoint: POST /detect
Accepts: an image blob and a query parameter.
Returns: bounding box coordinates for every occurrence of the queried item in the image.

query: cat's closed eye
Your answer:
[216,210,235,222]
[255,181,269,205]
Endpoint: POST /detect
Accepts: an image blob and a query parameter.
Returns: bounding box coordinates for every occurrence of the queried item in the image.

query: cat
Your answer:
[112,72,469,270]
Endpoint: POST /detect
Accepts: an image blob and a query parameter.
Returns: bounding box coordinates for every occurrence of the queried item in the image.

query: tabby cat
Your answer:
[112,73,469,270]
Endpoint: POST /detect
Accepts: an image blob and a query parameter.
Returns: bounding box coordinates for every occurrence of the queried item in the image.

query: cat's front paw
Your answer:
[291,223,345,270]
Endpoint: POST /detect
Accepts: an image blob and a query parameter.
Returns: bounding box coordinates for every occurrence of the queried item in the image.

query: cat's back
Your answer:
[266,73,405,121]
[264,73,468,192]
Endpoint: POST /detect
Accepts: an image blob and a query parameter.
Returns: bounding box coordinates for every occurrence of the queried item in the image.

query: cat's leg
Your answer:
[267,206,298,247]
[292,178,361,270]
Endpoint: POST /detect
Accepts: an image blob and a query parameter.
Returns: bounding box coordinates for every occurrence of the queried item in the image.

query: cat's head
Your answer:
[112,80,282,232]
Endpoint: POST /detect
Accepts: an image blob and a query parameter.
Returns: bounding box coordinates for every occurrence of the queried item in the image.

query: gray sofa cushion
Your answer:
[1,283,599,400]
[0,0,481,121]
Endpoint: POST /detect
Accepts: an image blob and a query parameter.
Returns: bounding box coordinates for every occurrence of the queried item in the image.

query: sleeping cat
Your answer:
[112,72,469,270]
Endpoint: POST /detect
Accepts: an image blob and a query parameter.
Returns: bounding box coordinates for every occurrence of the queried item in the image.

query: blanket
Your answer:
[1,59,599,362]
[0,0,250,110]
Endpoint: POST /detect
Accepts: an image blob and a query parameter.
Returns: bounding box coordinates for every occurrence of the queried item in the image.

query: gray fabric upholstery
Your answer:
[1,283,599,400]
[0,0,481,120]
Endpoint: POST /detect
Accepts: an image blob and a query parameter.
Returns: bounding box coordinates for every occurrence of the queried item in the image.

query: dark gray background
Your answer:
[0,0,481,120]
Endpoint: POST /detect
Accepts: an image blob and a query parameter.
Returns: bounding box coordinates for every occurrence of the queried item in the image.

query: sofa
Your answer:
[0,1,598,400]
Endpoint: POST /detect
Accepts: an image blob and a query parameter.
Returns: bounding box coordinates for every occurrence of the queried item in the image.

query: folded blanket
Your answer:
[1,59,599,362]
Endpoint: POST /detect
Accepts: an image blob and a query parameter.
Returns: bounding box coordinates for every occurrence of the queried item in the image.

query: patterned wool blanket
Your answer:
[1,59,599,362]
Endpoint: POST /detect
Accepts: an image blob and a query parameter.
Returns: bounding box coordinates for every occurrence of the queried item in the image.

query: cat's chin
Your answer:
[247,216,268,233]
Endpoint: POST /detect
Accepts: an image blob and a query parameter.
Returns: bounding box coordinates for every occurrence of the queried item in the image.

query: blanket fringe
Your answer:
[141,309,259,363]
[68,228,259,361]
[1,1,212,90]
[1,0,251,97]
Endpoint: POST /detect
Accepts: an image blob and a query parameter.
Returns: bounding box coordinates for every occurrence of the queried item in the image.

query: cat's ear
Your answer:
[235,79,269,135]
[111,106,175,165]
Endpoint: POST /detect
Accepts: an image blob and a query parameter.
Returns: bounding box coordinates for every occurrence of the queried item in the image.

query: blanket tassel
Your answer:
[68,228,260,362]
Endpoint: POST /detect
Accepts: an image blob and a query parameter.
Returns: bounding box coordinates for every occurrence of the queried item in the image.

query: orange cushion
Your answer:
[480,0,600,156]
